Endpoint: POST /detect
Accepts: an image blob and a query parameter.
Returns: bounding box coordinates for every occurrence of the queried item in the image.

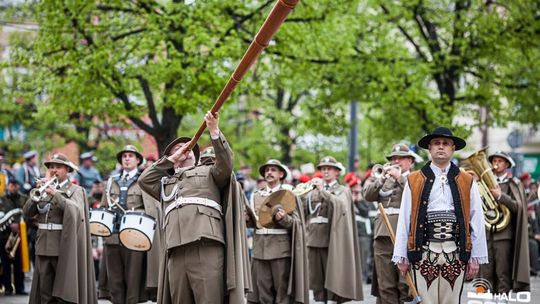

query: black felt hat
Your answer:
[418,127,466,151]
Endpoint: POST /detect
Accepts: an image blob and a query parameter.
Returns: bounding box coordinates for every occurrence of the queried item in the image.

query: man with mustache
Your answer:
[139,112,250,304]
[303,156,363,303]
[23,153,96,303]
[246,159,308,304]
[101,145,151,304]
[393,127,488,304]
[362,144,418,303]
[480,151,530,293]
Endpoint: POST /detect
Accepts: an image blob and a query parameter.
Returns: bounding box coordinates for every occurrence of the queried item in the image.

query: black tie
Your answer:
[324,184,330,191]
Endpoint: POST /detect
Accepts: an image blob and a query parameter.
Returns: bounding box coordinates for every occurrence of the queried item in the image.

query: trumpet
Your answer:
[372,163,401,179]
[292,182,317,197]
[30,176,58,202]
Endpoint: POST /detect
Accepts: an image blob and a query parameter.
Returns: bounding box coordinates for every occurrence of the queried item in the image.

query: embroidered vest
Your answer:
[407,162,473,262]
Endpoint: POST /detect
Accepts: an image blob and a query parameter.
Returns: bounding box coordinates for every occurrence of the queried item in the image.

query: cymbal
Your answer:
[258,189,296,228]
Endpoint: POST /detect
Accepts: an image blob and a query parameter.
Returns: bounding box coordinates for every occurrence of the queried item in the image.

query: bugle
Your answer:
[292,181,316,196]
[186,0,300,150]
[30,176,58,202]
[372,163,401,180]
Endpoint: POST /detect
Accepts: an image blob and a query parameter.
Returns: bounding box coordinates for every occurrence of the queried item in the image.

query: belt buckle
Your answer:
[47,223,53,230]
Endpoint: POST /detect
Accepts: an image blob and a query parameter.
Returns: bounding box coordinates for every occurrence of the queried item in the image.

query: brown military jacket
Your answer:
[139,133,233,250]
[23,179,83,256]
[362,174,408,239]
[247,185,298,260]
[101,172,145,245]
[303,181,349,248]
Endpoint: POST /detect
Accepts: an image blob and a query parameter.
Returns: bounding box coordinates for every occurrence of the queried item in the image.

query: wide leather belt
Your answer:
[38,223,63,231]
[425,211,458,242]
[377,207,400,215]
[255,228,288,235]
[309,216,329,224]
[164,197,222,218]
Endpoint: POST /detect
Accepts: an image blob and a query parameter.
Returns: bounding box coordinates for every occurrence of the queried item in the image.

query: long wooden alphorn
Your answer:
[186,0,300,150]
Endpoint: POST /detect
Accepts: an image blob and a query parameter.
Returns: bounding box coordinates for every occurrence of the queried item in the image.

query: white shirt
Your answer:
[121,168,138,180]
[324,180,337,190]
[392,163,488,264]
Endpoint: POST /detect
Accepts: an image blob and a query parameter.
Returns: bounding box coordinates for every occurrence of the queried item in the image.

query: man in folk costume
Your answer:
[302,156,363,303]
[363,143,418,303]
[23,153,97,304]
[393,127,488,304]
[100,145,152,304]
[139,112,251,304]
[480,151,530,292]
[246,159,308,304]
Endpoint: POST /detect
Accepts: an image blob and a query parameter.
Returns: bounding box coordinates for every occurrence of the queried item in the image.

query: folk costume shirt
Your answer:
[392,163,488,264]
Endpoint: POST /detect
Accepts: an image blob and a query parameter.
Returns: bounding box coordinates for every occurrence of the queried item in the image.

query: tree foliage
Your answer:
[1,0,539,170]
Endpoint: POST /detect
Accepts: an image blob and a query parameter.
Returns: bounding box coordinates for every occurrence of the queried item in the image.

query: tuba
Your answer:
[465,148,510,232]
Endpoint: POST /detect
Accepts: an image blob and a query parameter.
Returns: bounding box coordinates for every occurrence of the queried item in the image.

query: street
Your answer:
[2,276,540,303]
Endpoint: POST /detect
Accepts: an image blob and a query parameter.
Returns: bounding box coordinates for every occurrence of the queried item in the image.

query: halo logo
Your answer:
[467,278,531,303]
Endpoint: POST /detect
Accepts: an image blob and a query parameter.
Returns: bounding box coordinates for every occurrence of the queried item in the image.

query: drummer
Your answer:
[246,159,308,304]
[100,145,150,304]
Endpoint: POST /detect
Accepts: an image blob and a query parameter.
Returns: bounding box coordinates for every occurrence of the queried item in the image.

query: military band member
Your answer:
[351,180,376,284]
[480,151,530,292]
[362,144,416,303]
[303,156,362,303]
[393,127,488,304]
[0,178,27,295]
[16,150,40,194]
[139,112,251,304]
[101,145,149,304]
[23,153,97,304]
[200,146,216,165]
[246,159,308,304]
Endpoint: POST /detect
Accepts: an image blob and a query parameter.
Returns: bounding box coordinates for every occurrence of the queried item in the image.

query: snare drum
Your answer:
[89,209,115,237]
[119,212,156,251]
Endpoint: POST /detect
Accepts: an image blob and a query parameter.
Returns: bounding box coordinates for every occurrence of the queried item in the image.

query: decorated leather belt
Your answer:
[164,197,222,219]
[425,211,458,242]
[377,207,400,215]
[38,223,63,231]
[255,228,288,235]
[309,216,329,224]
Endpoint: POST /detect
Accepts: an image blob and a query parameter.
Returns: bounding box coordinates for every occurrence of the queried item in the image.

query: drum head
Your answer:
[119,229,151,251]
[90,223,112,237]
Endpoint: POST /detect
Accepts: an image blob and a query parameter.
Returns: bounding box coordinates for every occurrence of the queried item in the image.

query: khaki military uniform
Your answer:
[23,180,97,304]
[101,171,147,304]
[363,174,410,304]
[247,185,300,304]
[139,133,233,304]
[480,176,530,293]
[304,181,361,302]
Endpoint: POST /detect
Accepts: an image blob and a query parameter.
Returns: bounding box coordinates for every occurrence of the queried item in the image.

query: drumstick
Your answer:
[109,197,126,213]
